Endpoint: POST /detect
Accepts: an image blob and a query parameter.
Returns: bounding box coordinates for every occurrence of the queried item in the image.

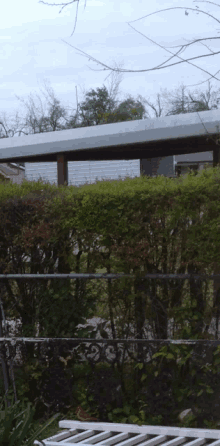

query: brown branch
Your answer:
[39,0,79,13]
[127,23,220,82]
[193,0,220,8]
[61,38,220,82]
[38,0,85,36]
[162,36,220,52]
[128,6,220,26]
[42,0,220,86]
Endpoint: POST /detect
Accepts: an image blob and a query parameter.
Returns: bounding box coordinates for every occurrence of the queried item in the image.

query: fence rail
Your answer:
[0,273,219,279]
[1,338,220,345]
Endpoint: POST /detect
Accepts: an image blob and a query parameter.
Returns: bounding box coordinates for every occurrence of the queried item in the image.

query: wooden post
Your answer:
[57,154,68,186]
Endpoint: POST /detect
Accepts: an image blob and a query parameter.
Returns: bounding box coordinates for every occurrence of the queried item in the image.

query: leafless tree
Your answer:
[158,80,220,116]
[0,110,31,168]
[135,92,165,119]
[0,110,28,139]
[157,80,220,145]
[15,78,71,134]
[40,0,220,88]
[127,80,220,120]
[102,60,125,111]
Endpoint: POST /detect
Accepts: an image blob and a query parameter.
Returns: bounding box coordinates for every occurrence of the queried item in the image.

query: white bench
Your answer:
[34,420,220,446]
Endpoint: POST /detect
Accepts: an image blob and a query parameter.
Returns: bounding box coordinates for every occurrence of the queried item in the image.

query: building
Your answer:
[0,163,25,185]
[0,152,213,187]
[24,159,141,186]
[0,109,220,186]
[19,152,215,185]
[174,151,213,177]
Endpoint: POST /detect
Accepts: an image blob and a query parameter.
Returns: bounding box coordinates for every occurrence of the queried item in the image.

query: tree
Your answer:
[0,109,32,169]
[66,61,133,127]
[0,108,29,141]
[63,61,126,129]
[77,85,117,127]
[76,89,147,126]
[11,61,146,136]
[39,0,220,88]
[62,82,147,129]
[100,95,147,124]
[15,78,70,134]
[160,80,220,116]
[131,79,220,120]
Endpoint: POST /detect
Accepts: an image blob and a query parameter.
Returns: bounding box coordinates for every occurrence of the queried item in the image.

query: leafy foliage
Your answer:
[77,85,117,126]
[0,391,60,446]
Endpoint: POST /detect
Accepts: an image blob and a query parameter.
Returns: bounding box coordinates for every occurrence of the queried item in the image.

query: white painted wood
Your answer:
[24,159,140,187]
[33,420,220,446]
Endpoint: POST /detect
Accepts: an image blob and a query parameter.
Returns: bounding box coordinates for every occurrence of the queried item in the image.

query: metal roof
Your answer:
[33,420,220,446]
[0,109,219,164]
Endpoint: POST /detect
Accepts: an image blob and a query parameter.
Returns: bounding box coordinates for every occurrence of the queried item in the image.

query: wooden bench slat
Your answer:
[58,422,220,440]
[34,420,220,446]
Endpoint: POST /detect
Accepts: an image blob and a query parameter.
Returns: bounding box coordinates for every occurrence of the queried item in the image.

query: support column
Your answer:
[140,158,160,177]
[140,157,174,177]
[57,154,68,186]
[213,146,220,167]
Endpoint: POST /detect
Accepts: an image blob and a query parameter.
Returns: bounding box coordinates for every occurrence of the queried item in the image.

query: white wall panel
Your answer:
[24,159,140,186]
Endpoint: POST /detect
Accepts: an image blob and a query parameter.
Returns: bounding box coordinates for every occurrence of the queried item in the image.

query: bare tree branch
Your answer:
[38,0,216,89]
[128,5,220,25]
[194,0,220,9]
[127,22,220,82]
[61,37,220,81]
[0,110,28,139]
[160,36,219,53]
[38,0,80,14]
[40,0,220,84]
[135,92,164,118]
[14,79,71,134]
[38,0,86,36]
[176,36,220,87]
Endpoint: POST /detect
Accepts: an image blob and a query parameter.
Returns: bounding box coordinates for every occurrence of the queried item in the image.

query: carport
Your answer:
[0,108,219,185]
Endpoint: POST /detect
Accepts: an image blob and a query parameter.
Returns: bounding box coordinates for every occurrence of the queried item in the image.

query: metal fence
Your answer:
[1,272,220,409]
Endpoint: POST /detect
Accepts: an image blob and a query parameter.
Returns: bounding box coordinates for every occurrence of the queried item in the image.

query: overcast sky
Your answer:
[1,0,220,130]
